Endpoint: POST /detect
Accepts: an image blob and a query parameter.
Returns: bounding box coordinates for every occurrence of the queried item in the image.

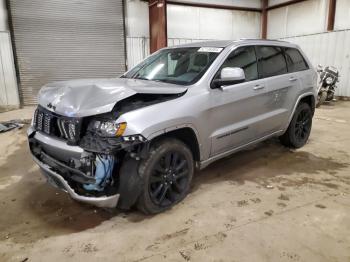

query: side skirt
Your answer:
[199,130,284,170]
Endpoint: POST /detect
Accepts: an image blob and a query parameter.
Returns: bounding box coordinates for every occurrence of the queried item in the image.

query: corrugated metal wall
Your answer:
[267,0,328,39]
[281,29,350,97]
[125,1,261,71]
[169,0,261,9]
[126,36,150,69]
[168,38,212,47]
[125,0,149,70]
[0,31,19,109]
[167,4,261,40]
[9,0,126,105]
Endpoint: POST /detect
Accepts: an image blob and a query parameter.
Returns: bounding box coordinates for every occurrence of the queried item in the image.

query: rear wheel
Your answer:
[137,138,194,214]
[280,102,312,148]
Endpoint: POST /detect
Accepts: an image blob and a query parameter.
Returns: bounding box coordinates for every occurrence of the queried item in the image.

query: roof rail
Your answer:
[238,38,288,43]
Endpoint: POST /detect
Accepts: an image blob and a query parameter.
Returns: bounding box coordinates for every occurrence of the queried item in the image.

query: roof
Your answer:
[168,39,297,49]
[171,40,235,48]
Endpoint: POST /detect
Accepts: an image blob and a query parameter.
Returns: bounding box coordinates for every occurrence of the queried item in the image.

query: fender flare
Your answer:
[285,92,316,130]
[146,123,203,161]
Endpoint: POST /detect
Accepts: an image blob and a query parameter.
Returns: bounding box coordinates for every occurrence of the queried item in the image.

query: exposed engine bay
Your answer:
[28,91,185,208]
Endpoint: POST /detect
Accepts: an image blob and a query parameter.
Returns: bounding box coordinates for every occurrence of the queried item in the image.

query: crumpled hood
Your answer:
[38,78,187,117]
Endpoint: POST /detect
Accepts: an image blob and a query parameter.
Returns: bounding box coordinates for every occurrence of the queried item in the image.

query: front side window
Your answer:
[123,47,221,85]
[284,48,309,72]
[219,46,258,81]
[256,46,287,78]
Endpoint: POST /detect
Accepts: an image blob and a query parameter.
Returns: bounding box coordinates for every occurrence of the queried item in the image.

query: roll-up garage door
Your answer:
[8,0,126,105]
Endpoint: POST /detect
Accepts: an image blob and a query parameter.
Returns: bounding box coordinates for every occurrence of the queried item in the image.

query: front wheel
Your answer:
[316,91,327,107]
[137,138,194,214]
[279,102,312,148]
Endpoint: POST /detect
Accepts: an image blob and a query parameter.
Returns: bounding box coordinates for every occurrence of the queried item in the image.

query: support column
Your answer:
[261,0,268,39]
[327,0,337,31]
[149,0,167,53]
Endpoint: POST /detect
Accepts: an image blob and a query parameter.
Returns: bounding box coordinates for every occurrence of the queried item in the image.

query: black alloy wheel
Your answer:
[149,151,190,207]
[137,138,194,214]
[279,102,312,148]
[294,107,312,143]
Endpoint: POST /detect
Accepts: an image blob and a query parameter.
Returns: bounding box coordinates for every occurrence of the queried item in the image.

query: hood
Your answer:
[38,78,187,117]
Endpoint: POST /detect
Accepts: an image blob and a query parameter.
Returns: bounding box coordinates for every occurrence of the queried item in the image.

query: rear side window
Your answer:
[256,46,287,78]
[284,48,309,72]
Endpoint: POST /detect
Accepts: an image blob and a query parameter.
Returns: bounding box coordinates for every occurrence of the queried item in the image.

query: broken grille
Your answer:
[33,107,81,142]
[57,119,77,140]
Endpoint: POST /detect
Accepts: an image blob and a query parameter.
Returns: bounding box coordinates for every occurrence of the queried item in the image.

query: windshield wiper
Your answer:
[153,79,186,85]
[135,76,150,81]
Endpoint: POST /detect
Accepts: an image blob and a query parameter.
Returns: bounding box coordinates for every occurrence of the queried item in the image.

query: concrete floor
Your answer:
[0,102,350,262]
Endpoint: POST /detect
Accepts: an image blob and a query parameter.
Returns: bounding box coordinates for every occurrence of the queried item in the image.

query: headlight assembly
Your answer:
[90,120,127,137]
[325,76,333,85]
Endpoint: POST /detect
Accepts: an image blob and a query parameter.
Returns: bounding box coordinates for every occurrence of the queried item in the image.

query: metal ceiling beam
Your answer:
[267,0,307,10]
[167,1,261,12]
[167,0,311,12]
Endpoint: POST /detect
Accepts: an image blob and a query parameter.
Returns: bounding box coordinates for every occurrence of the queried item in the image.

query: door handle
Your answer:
[253,84,265,90]
[289,76,297,82]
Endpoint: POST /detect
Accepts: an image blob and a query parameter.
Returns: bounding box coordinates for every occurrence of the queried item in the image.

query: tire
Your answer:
[279,102,312,148]
[137,138,194,214]
[117,157,143,210]
[316,91,327,108]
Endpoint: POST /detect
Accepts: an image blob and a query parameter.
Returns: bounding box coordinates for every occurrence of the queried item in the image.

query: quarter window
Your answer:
[284,48,309,72]
[256,46,287,78]
[219,46,258,81]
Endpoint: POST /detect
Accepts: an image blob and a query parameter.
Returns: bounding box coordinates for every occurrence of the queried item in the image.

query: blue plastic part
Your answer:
[83,155,115,191]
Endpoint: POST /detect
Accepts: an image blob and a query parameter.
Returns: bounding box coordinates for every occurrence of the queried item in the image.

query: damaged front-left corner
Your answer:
[83,154,115,192]
[28,122,151,209]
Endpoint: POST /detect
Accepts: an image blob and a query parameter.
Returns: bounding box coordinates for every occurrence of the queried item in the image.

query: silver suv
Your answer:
[28,39,317,214]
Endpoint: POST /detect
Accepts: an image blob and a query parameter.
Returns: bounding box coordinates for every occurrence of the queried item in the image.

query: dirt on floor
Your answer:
[0,102,350,262]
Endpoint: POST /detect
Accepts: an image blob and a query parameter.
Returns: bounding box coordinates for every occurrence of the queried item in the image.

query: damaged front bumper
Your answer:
[27,126,120,208]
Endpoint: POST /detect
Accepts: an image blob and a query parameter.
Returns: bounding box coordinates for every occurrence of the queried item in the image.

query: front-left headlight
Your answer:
[90,120,127,137]
[326,76,333,85]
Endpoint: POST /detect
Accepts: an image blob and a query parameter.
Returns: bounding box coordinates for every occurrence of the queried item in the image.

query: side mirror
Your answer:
[212,67,245,89]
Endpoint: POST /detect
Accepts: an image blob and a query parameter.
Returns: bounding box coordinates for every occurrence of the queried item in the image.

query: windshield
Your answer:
[122,47,222,85]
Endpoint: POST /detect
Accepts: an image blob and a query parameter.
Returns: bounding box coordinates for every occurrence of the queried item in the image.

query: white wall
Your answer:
[334,0,350,30]
[167,4,261,41]
[267,0,328,39]
[268,0,291,6]
[125,0,261,68]
[124,0,150,69]
[267,0,350,97]
[0,0,8,31]
[282,30,350,97]
[0,1,19,109]
[0,32,19,109]
[125,0,149,37]
[169,0,261,8]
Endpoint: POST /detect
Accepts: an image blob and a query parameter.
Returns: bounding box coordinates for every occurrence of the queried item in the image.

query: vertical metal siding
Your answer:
[281,29,350,97]
[168,38,212,47]
[9,0,126,105]
[0,31,19,108]
[126,36,149,69]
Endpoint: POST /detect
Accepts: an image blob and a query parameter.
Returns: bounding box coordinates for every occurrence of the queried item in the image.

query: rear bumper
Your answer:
[27,126,120,208]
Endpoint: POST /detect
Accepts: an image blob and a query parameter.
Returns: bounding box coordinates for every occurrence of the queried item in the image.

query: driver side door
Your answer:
[209,45,270,156]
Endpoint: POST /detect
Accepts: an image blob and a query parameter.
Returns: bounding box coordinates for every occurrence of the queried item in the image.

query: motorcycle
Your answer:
[316,65,339,107]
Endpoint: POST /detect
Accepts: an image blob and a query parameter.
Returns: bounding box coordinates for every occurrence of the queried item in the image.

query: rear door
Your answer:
[284,47,313,114]
[254,45,300,136]
[210,45,270,156]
